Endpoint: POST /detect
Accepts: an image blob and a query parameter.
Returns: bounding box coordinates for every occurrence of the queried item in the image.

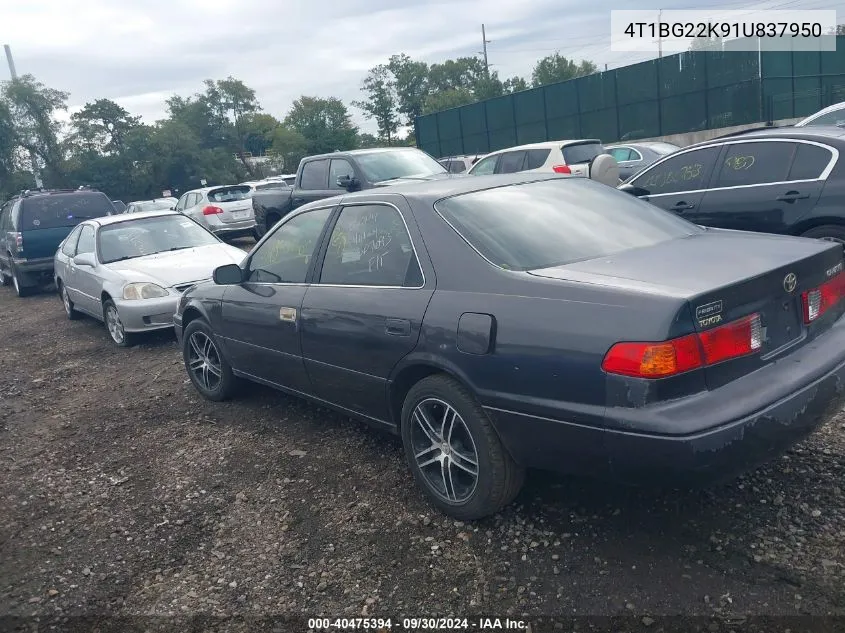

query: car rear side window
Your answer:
[300,159,329,190]
[19,193,113,230]
[435,179,701,271]
[497,151,527,174]
[525,149,551,170]
[562,142,603,165]
[787,143,833,181]
[448,160,467,174]
[630,146,721,195]
[711,141,795,188]
[470,155,497,175]
[208,186,251,203]
[608,148,632,161]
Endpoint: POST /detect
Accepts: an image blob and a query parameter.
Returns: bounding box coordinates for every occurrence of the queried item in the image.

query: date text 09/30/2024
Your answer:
[307,617,529,631]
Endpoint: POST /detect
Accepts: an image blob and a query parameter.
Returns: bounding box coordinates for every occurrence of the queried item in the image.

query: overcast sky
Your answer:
[1,0,839,135]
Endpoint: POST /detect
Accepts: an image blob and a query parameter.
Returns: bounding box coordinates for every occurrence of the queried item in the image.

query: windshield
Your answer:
[434,179,701,271]
[98,215,221,264]
[134,200,175,212]
[20,193,114,230]
[208,186,251,202]
[355,149,447,183]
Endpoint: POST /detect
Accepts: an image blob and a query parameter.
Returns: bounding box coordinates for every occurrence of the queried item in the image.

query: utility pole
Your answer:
[657,9,663,58]
[3,44,42,189]
[481,24,491,77]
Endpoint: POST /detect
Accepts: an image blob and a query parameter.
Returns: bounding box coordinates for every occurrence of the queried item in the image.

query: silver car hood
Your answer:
[104,243,246,287]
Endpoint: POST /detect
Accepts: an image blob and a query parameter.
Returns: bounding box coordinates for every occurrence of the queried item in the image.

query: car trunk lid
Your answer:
[206,186,254,224]
[561,140,604,177]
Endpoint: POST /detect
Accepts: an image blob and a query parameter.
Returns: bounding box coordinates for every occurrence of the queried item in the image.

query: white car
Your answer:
[239,180,290,194]
[124,197,178,214]
[795,102,845,127]
[173,185,256,240]
[467,139,619,186]
[53,211,246,347]
[438,155,482,173]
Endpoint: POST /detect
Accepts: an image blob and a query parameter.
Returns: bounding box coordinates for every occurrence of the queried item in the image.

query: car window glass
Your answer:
[449,161,467,174]
[525,149,551,170]
[497,151,527,174]
[300,160,329,190]
[320,204,421,287]
[562,142,603,164]
[435,179,701,271]
[329,159,355,190]
[712,141,794,188]
[471,155,497,175]
[175,196,185,211]
[61,226,83,256]
[0,202,10,230]
[787,143,833,180]
[208,186,251,202]
[75,225,96,256]
[20,193,113,230]
[630,146,721,195]
[247,207,332,283]
[803,109,845,127]
[608,148,632,161]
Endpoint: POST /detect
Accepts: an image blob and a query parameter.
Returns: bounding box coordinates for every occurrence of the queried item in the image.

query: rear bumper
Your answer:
[487,314,845,485]
[208,218,256,238]
[13,257,53,274]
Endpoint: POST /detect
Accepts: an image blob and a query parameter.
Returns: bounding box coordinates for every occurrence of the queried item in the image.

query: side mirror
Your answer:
[213,263,244,285]
[337,174,360,191]
[73,252,96,268]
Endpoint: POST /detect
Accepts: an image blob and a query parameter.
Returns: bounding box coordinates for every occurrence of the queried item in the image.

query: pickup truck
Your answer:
[251,147,453,237]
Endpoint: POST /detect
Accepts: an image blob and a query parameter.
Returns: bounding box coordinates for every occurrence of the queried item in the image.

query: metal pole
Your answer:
[482,24,490,77]
[4,44,42,188]
[657,9,663,59]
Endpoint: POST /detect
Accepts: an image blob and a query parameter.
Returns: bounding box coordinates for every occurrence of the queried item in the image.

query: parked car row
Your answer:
[5,135,845,521]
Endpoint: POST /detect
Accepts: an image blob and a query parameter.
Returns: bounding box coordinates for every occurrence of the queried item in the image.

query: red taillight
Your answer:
[13,232,23,253]
[801,271,845,323]
[602,313,762,379]
[202,205,223,216]
[552,165,571,174]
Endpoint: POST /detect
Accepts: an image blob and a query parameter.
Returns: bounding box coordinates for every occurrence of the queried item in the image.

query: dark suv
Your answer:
[0,189,115,296]
[618,127,845,243]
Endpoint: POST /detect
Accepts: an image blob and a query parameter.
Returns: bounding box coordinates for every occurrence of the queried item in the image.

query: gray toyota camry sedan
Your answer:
[54,210,247,347]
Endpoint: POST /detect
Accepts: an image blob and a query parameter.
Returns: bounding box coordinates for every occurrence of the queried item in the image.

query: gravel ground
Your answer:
[1,241,844,631]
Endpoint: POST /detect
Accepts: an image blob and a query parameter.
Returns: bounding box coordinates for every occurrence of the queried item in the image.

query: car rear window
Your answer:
[208,186,251,202]
[20,193,114,230]
[255,182,287,191]
[435,179,701,271]
[562,142,603,165]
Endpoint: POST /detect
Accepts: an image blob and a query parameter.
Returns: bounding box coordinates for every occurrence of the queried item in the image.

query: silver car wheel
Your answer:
[187,331,223,392]
[410,397,480,504]
[105,304,126,345]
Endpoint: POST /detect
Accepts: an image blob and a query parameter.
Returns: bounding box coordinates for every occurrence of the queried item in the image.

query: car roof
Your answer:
[87,210,180,227]
[478,139,602,157]
[304,147,430,161]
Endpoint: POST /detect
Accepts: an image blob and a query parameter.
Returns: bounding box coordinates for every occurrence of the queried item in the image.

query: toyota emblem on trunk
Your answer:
[783,273,797,293]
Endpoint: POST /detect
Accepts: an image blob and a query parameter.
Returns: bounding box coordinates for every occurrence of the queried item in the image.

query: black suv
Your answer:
[619,127,845,243]
[0,188,115,296]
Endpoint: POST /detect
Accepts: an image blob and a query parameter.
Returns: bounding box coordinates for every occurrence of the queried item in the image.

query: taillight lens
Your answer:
[552,165,571,174]
[13,232,23,254]
[202,205,223,216]
[602,313,762,379]
[801,271,845,323]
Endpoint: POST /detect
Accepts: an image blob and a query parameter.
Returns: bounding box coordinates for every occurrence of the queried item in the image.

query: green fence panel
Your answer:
[438,137,463,157]
[460,102,486,136]
[659,51,706,98]
[616,60,658,106]
[485,95,515,131]
[516,122,547,144]
[580,108,618,142]
[546,115,580,140]
[706,80,761,128]
[661,92,707,136]
[415,114,440,158]
[514,88,546,125]
[707,49,758,89]
[436,108,462,143]
[618,100,660,141]
[577,72,616,112]
[462,133,489,155]
[488,127,517,151]
[544,80,579,119]
[761,48,795,120]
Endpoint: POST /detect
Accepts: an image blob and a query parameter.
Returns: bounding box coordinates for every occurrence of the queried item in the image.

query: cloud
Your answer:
[2,0,818,134]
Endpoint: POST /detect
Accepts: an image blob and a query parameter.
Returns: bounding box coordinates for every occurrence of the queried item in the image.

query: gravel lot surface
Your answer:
[1,239,844,631]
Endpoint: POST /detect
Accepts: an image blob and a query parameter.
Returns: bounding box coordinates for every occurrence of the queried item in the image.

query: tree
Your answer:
[503,76,528,93]
[284,96,359,155]
[428,57,487,92]
[2,74,69,185]
[269,125,308,172]
[241,112,280,156]
[387,54,429,125]
[354,65,400,144]
[356,132,380,149]
[531,53,597,87]
[689,36,722,51]
[204,77,262,176]
[423,88,474,114]
[69,99,140,155]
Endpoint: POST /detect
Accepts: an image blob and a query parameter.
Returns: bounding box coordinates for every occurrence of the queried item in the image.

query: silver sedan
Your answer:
[53,210,247,347]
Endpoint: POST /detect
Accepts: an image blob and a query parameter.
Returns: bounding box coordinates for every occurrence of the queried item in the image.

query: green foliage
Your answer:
[531,53,597,87]
[284,96,359,155]
[353,65,399,143]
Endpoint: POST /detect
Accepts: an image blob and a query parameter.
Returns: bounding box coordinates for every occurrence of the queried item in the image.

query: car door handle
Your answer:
[670,201,695,211]
[385,318,411,337]
[776,191,810,202]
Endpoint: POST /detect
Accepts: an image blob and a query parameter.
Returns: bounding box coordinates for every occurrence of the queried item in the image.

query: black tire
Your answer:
[102,299,134,347]
[58,281,80,320]
[0,267,10,286]
[800,225,845,244]
[182,318,239,401]
[10,264,31,297]
[400,374,525,520]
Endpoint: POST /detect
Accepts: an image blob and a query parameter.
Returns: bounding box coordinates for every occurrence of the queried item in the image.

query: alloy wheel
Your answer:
[410,397,480,503]
[187,331,223,392]
[105,305,126,345]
